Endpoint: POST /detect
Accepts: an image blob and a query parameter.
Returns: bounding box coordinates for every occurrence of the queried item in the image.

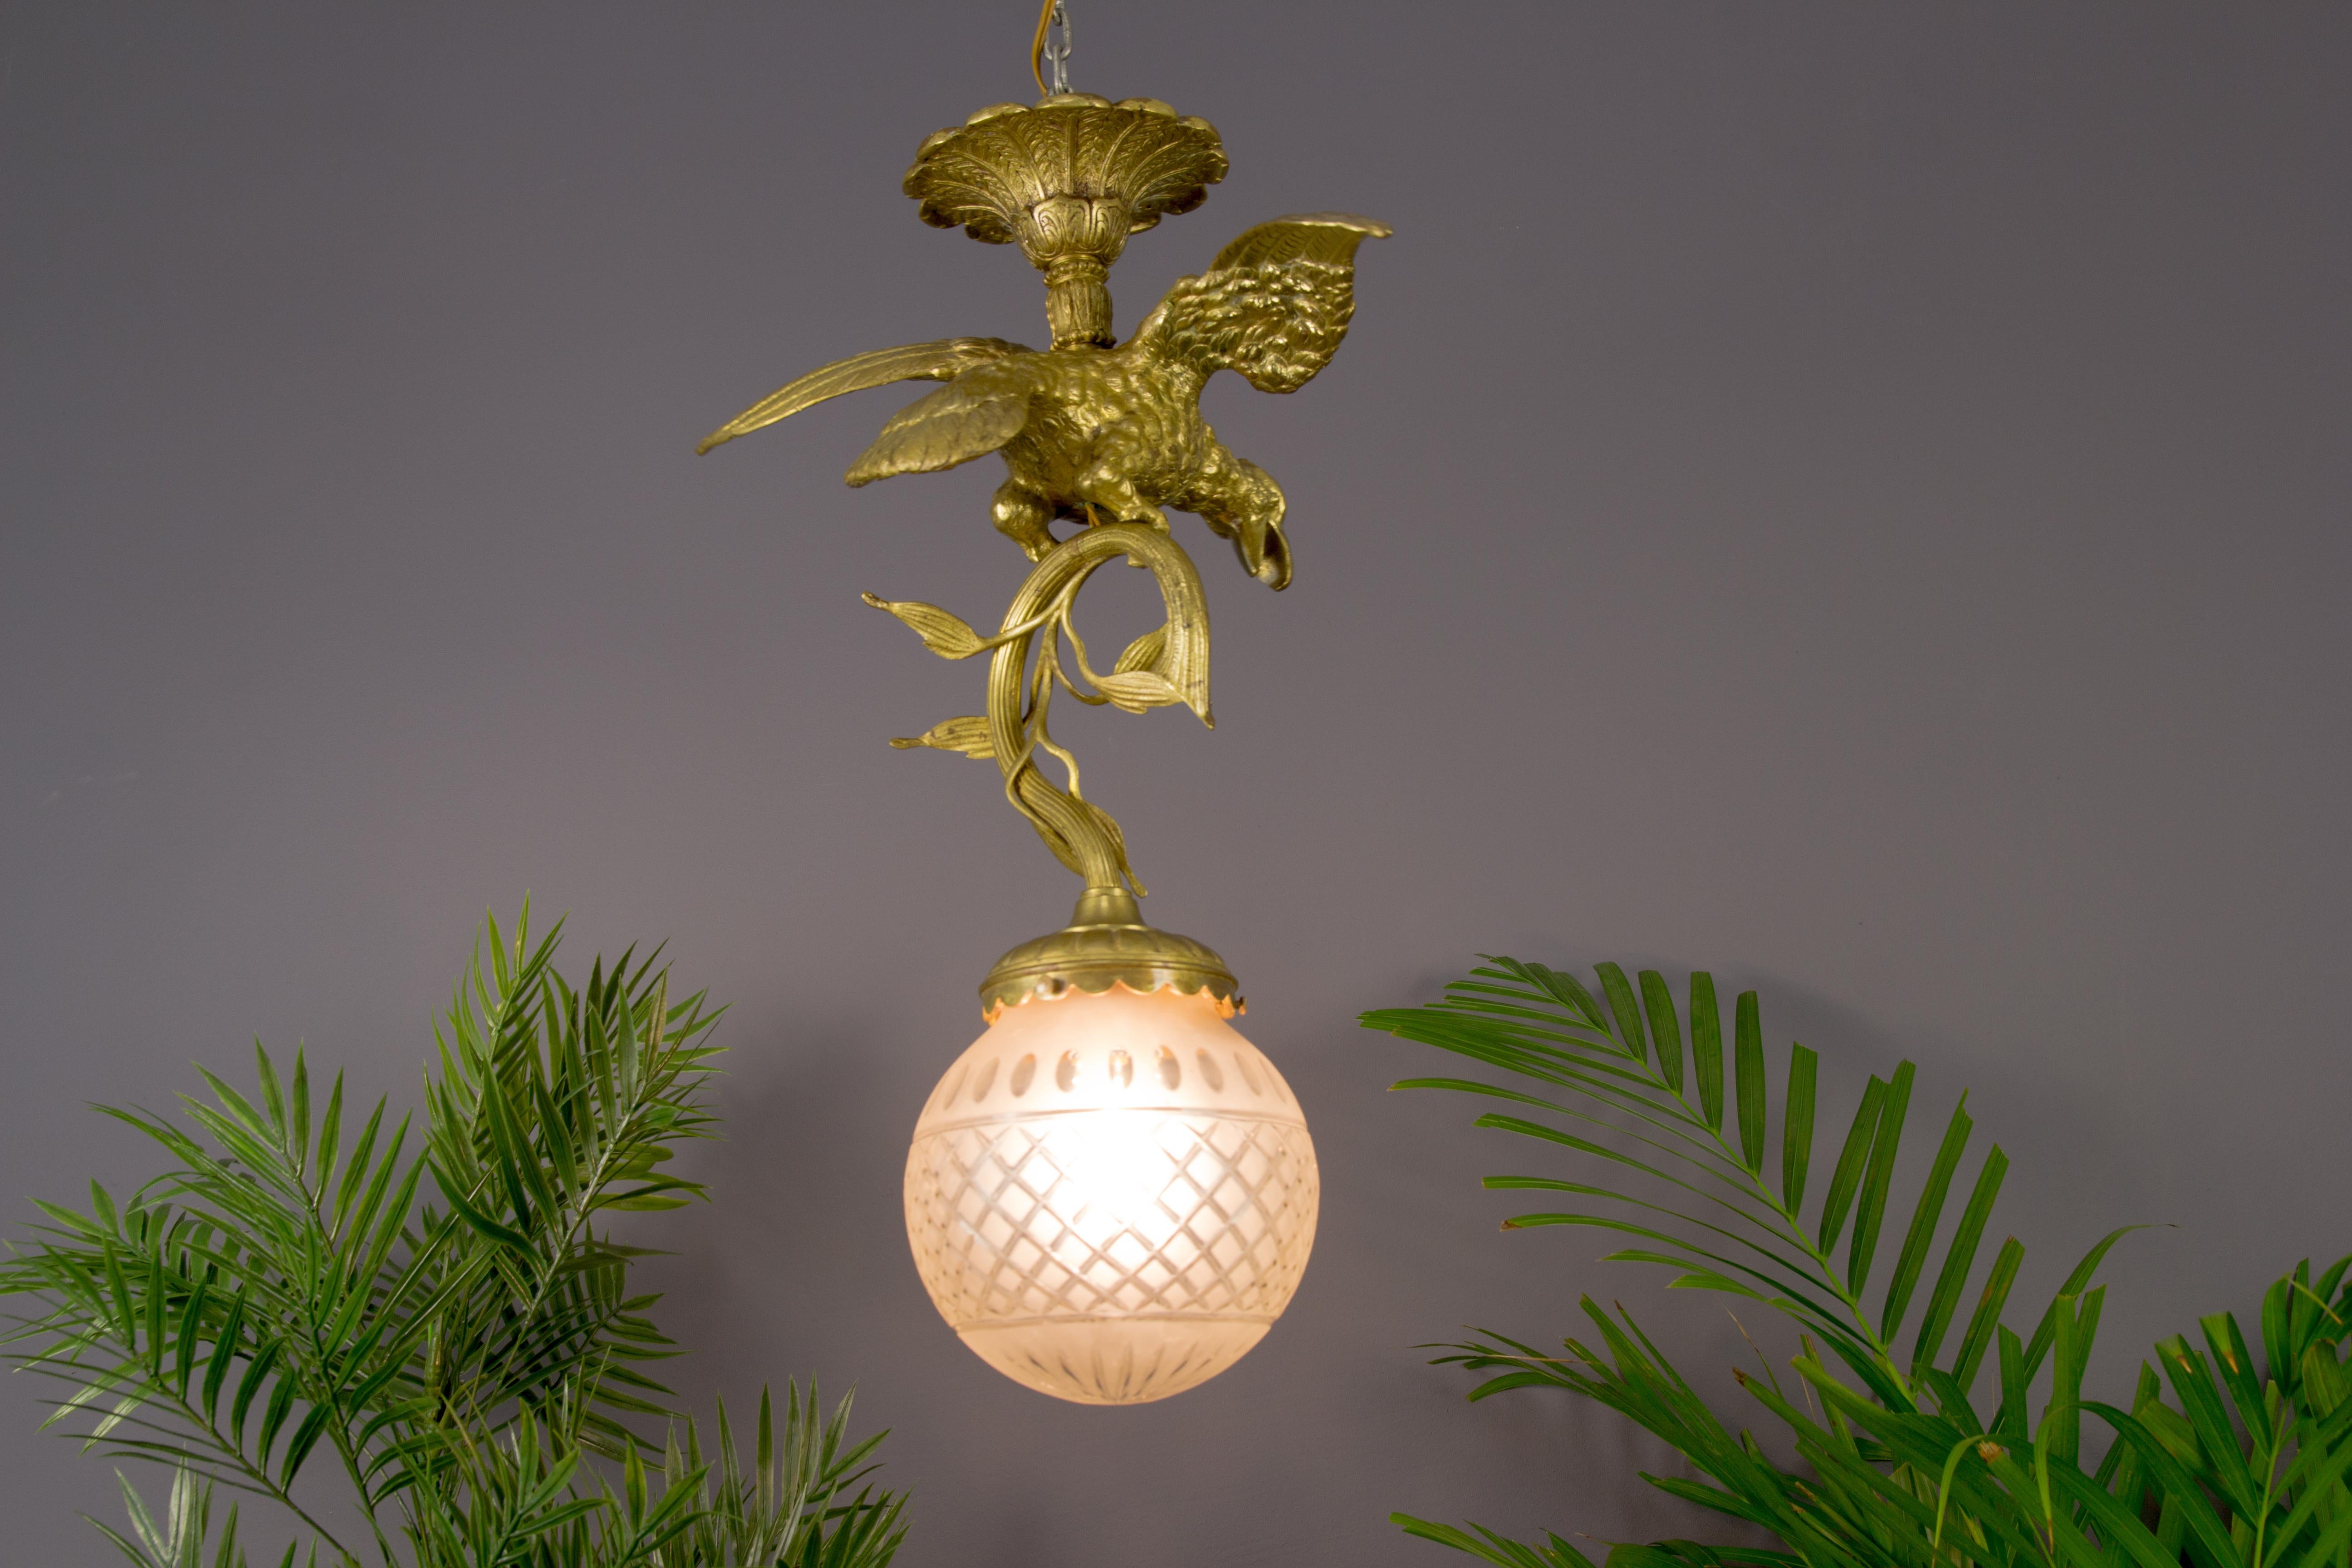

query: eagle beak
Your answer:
[1252,523,1293,591]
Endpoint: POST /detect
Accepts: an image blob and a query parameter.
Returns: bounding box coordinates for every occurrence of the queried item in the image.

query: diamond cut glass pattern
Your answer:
[904,986,1318,1404]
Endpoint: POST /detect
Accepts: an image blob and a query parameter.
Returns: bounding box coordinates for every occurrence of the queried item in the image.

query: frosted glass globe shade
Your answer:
[903,984,1318,1404]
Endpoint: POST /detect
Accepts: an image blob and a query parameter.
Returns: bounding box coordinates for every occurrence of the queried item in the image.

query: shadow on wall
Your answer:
[619,1014,941,1391]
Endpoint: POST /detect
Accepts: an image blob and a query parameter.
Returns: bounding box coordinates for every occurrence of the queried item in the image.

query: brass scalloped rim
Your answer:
[979,920,1240,1021]
[903,96,1227,246]
[980,972,1242,1024]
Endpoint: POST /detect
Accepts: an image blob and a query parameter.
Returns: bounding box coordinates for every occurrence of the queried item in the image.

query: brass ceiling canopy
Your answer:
[906,94,1228,349]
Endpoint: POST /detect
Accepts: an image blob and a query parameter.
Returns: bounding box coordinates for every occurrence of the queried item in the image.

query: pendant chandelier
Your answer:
[698,1,1385,1405]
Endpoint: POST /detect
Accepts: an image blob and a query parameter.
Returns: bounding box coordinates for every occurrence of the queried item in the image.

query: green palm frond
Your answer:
[644,1384,909,1568]
[1367,956,2352,1568]
[399,1412,607,1568]
[1390,1514,1606,1568]
[4,1034,434,1558]
[1362,956,2126,1406]
[5,905,903,1568]
[87,1465,314,1568]
[412,910,723,1462]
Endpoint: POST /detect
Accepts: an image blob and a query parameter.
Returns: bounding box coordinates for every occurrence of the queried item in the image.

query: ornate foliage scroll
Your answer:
[870,521,1210,895]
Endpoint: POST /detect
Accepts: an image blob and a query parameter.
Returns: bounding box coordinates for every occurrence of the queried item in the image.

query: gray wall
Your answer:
[5,3,2348,1564]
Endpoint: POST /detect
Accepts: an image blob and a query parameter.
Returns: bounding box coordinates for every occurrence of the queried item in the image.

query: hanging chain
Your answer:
[1046,4,1072,95]
[1031,0,1073,97]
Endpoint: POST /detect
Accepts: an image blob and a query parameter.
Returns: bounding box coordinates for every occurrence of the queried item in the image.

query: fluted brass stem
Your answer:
[1069,885,1141,926]
[1043,256,1113,349]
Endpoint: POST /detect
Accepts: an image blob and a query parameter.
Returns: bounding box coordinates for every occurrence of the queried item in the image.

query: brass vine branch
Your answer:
[870,522,1210,897]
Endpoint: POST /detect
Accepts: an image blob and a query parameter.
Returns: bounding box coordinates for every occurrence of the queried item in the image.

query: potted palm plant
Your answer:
[1366,956,2352,1568]
[3,908,910,1568]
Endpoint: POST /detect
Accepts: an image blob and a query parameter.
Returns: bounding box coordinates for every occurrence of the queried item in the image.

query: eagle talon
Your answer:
[1072,467,1168,533]
[991,482,1058,559]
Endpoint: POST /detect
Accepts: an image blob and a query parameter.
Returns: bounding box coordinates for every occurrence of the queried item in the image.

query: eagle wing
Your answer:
[1160,213,1391,394]
[844,359,1042,487]
[696,338,1029,455]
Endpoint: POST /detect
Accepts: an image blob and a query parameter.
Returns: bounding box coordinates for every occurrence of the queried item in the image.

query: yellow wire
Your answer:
[1030,0,1055,97]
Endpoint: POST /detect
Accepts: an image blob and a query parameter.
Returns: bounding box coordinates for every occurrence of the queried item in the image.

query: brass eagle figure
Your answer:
[696,208,1387,591]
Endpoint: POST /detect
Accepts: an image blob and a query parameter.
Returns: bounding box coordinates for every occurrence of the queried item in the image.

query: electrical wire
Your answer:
[1030,0,1071,98]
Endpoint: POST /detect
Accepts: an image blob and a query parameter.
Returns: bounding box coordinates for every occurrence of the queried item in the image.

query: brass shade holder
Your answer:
[979,885,1240,1023]
[696,89,1383,1016]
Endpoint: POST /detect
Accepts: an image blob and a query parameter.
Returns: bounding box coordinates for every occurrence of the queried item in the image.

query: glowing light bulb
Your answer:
[903,984,1318,1404]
